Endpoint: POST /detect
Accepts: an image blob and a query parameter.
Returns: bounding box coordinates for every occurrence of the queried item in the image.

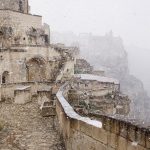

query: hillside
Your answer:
[51,31,150,121]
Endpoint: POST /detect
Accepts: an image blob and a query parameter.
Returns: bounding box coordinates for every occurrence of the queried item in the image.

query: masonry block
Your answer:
[118,136,127,150]
[92,127,108,145]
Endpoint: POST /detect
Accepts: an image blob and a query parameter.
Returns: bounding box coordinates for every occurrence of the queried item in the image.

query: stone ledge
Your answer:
[56,83,102,129]
[56,82,150,149]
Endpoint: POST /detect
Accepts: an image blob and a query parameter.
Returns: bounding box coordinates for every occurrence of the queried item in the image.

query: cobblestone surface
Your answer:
[0,100,65,150]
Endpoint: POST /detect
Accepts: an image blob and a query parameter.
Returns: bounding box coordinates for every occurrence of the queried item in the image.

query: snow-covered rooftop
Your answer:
[75,74,119,84]
[16,86,31,91]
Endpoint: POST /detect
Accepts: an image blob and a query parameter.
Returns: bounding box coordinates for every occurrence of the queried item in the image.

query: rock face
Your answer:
[51,31,150,121]
[74,59,93,74]
[79,32,149,119]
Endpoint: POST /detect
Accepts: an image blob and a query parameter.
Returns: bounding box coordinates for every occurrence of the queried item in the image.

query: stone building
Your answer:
[0,0,76,84]
[74,59,93,74]
[68,74,130,116]
[0,1,149,150]
[0,0,29,13]
[56,74,150,150]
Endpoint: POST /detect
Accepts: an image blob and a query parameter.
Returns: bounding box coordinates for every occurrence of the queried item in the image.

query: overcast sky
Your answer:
[29,0,150,49]
[29,0,150,95]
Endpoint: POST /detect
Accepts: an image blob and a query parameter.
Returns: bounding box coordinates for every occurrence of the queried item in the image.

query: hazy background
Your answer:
[29,0,150,96]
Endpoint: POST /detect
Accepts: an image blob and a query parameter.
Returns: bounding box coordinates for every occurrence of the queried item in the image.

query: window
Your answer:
[2,71,9,84]
[19,0,23,12]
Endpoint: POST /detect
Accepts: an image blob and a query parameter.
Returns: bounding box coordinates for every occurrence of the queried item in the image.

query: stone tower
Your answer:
[0,0,29,13]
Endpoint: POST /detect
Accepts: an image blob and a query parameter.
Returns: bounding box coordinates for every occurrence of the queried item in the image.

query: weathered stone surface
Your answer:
[0,100,65,150]
[56,82,150,150]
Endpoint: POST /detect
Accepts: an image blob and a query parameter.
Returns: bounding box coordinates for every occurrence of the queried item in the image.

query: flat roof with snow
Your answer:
[75,74,119,85]
[16,86,31,91]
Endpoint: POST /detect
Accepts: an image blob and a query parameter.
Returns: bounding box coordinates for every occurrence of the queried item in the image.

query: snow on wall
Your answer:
[56,84,102,128]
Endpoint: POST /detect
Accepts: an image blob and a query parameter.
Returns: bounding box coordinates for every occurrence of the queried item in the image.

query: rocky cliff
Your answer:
[51,31,150,122]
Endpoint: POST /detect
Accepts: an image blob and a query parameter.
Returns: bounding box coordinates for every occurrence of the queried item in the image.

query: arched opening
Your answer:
[26,57,46,82]
[2,71,9,84]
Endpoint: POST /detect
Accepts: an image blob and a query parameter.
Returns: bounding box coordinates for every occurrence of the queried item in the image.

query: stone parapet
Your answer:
[56,83,150,150]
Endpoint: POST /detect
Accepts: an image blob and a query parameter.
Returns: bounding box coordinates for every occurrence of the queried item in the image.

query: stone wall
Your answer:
[0,10,43,46]
[56,84,103,150]
[0,0,29,13]
[0,48,48,83]
[0,3,76,84]
[72,79,119,95]
[0,82,52,101]
[56,83,150,150]
[56,60,75,82]
[0,45,75,83]
[14,86,31,104]
[74,59,93,74]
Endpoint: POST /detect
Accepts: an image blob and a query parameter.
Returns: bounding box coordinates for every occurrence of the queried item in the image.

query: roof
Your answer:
[16,86,31,91]
[75,74,120,85]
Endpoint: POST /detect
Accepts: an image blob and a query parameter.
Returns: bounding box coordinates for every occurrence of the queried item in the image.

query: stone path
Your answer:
[0,100,65,150]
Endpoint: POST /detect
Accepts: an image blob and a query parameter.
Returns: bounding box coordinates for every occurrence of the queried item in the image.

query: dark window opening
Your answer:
[44,35,49,44]
[0,55,3,61]
[2,76,6,84]
[2,71,9,84]
[0,31,3,36]
[19,0,23,12]
[85,84,88,87]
